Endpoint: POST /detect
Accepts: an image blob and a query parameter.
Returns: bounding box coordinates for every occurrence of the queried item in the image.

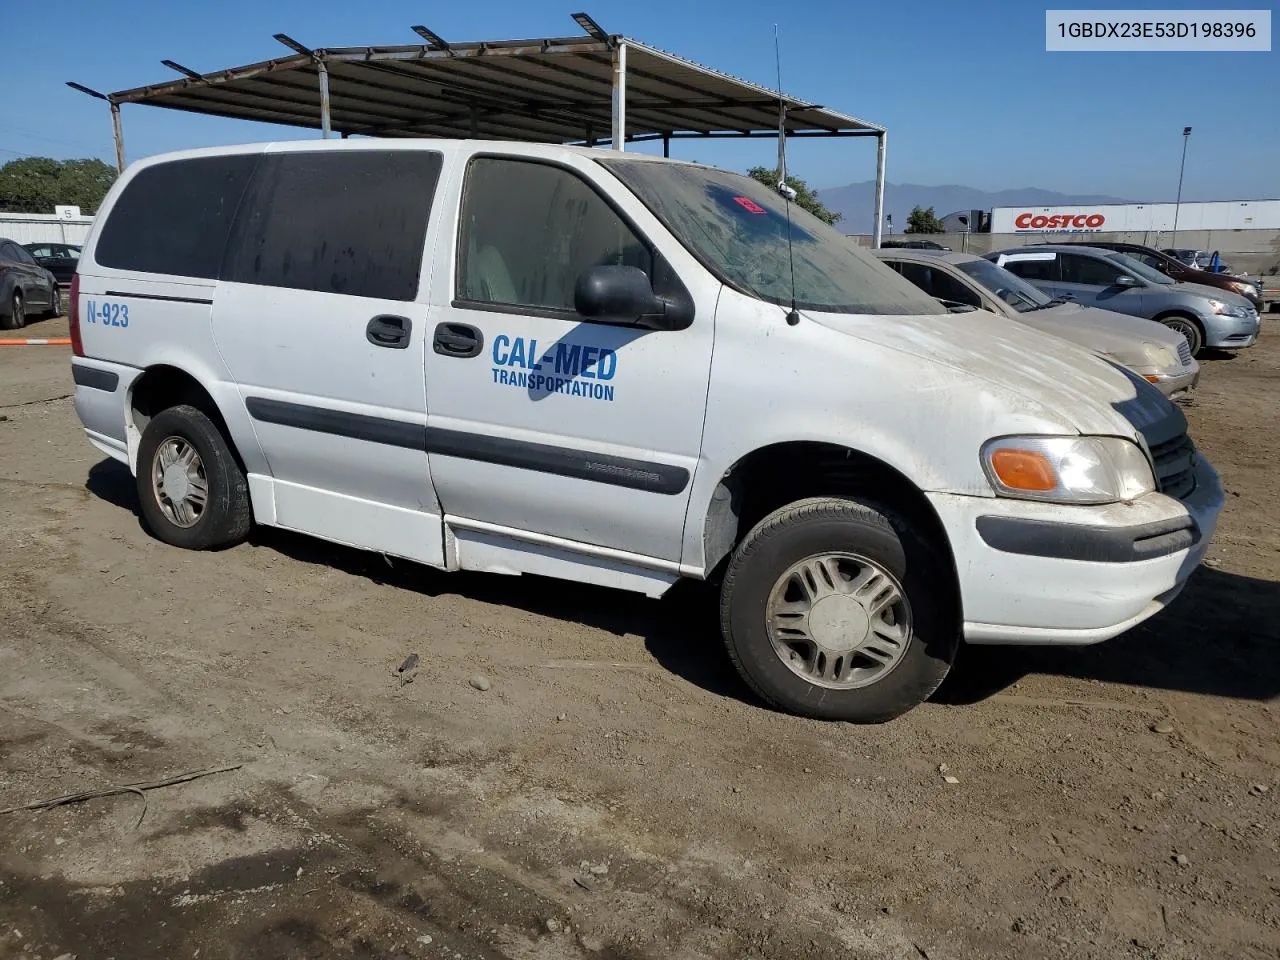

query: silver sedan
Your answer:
[875,248,1199,399]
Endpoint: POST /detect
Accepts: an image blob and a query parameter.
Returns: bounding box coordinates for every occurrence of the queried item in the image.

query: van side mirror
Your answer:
[1114,274,1140,288]
[575,265,691,330]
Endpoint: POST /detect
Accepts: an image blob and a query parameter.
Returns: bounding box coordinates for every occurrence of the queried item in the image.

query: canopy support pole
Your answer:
[111,102,125,172]
[662,134,670,158]
[871,130,887,248]
[611,42,627,151]
[317,60,332,138]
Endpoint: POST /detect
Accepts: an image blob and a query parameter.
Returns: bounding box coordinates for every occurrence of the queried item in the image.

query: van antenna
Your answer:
[774,24,800,326]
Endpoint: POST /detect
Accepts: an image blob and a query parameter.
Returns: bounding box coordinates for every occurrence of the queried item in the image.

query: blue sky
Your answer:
[4,0,1276,199]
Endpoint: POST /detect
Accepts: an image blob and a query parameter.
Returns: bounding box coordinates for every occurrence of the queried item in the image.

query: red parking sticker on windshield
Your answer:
[733,196,766,214]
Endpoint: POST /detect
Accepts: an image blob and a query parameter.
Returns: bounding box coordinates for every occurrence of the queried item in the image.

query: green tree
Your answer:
[746,166,842,226]
[904,205,946,234]
[0,157,118,214]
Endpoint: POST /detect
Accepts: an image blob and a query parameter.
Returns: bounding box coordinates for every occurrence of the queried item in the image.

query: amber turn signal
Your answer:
[989,448,1058,492]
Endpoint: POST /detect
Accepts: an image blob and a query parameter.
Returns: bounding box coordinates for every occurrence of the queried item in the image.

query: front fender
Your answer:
[679,289,1084,573]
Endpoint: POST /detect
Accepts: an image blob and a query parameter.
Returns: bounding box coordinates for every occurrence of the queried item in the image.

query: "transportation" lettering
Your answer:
[489,334,618,402]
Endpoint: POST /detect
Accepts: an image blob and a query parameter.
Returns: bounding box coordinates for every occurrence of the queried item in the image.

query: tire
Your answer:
[135,404,251,550]
[1161,314,1203,357]
[1,290,24,330]
[719,497,958,722]
[47,284,62,318]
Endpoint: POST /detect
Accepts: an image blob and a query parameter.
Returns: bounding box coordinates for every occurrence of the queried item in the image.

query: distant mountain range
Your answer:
[817,181,1133,235]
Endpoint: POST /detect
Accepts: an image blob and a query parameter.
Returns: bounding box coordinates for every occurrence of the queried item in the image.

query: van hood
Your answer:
[803,307,1173,437]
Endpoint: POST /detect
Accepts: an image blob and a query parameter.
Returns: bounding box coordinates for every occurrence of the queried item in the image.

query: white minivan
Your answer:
[70,140,1224,722]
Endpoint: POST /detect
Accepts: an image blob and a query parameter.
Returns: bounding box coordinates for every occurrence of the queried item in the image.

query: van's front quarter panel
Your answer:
[683,288,1088,571]
[685,287,1223,648]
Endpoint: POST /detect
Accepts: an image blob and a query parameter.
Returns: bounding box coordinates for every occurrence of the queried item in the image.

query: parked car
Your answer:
[23,242,81,287]
[69,140,1223,722]
[1082,241,1264,312]
[879,238,951,250]
[1162,248,1205,269]
[988,245,1259,356]
[0,238,62,329]
[876,248,1199,399]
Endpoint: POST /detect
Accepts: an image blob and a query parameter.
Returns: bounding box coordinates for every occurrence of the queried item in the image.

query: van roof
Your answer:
[125,138,698,170]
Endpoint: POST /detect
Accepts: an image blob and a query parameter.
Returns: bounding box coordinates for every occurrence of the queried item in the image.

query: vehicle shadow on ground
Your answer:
[252,524,750,702]
[936,565,1280,705]
[86,458,140,516]
[85,457,1280,711]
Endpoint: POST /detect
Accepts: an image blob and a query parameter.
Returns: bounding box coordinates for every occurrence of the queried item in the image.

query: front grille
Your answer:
[1176,339,1193,366]
[1150,433,1197,500]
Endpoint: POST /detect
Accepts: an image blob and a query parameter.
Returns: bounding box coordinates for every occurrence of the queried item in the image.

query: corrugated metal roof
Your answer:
[96,32,882,144]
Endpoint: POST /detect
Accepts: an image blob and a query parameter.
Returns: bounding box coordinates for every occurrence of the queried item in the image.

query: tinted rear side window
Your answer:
[1003,256,1060,282]
[95,155,258,278]
[223,151,442,301]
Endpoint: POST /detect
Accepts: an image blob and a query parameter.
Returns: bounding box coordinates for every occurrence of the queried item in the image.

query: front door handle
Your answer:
[433,322,483,359]
[366,315,412,349]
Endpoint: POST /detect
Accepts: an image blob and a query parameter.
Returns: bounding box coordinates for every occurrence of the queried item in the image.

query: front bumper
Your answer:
[1203,310,1261,349]
[1148,366,1199,401]
[928,458,1224,646]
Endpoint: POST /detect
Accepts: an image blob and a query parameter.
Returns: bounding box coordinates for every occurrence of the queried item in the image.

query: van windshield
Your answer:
[599,159,940,315]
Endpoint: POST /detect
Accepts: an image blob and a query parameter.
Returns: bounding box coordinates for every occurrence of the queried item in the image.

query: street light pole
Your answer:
[1171,126,1191,246]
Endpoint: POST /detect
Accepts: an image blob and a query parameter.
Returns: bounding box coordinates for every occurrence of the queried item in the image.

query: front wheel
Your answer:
[136,404,251,550]
[1161,315,1204,357]
[720,497,959,722]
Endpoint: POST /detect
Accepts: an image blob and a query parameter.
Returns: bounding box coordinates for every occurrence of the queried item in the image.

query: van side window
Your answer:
[457,157,652,312]
[1003,255,1060,283]
[223,151,442,302]
[94,155,258,279]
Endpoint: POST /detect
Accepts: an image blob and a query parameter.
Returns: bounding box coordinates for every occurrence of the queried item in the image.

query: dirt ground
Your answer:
[2,313,1277,960]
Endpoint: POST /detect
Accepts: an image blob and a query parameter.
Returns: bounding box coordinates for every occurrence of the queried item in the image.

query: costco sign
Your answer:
[1001,210,1108,233]
[1014,212,1106,231]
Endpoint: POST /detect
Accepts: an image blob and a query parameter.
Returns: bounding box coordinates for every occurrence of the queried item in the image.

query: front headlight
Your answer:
[1208,298,1248,318]
[1231,281,1257,298]
[981,436,1156,504]
[1141,343,1179,369]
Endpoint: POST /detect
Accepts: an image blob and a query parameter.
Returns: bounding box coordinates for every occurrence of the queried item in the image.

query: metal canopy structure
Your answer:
[68,13,889,245]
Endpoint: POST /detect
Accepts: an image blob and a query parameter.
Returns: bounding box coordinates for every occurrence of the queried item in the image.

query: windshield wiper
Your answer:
[1023,295,1069,312]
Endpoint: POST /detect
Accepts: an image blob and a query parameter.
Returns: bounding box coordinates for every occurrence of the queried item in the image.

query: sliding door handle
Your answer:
[366,315,412,349]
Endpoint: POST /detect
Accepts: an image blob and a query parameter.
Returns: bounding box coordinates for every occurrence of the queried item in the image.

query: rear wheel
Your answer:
[719,496,959,722]
[1161,314,1203,357]
[135,404,251,550]
[47,284,62,318]
[1,290,24,330]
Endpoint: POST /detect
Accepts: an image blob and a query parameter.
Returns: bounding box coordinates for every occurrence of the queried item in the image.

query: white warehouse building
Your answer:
[990,199,1280,235]
[0,210,95,246]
